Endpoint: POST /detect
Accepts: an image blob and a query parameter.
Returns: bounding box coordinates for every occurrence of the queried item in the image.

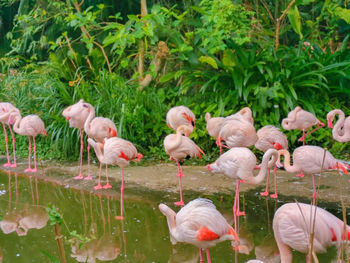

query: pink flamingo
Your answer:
[88,137,142,219]
[255,125,288,198]
[166,106,195,131]
[205,112,225,154]
[226,107,254,125]
[273,202,350,263]
[9,111,46,172]
[0,102,19,168]
[207,147,278,231]
[282,106,324,145]
[278,146,348,204]
[164,125,205,206]
[62,100,90,179]
[83,103,117,181]
[327,109,350,142]
[159,198,239,263]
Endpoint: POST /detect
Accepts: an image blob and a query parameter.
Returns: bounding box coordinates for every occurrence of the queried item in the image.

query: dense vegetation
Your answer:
[0,0,349,162]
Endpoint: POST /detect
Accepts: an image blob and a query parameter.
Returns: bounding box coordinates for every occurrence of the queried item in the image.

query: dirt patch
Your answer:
[1,157,349,205]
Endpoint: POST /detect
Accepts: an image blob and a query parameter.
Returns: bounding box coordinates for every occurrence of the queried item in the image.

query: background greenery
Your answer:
[0,0,349,163]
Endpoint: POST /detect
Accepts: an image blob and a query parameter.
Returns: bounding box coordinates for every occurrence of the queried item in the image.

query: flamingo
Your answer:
[166,105,195,132]
[62,99,90,179]
[282,106,324,145]
[164,125,205,206]
[88,137,142,219]
[273,202,350,263]
[207,147,278,231]
[226,106,254,125]
[255,125,288,198]
[278,146,348,204]
[0,102,19,168]
[159,198,239,263]
[83,103,117,181]
[9,111,46,173]
[327,109,350,142]
[205,112,225,154]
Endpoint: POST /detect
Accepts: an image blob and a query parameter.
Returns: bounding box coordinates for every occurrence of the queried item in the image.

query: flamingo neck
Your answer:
[12,114,23,135]
[278,149,300,174]
[247,149,277,185]
[332,110,346,141]
[90,140,105,163]
[84,106,96,135]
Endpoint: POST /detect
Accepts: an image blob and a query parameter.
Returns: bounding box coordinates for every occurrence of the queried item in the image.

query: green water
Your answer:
[0,170,345,262]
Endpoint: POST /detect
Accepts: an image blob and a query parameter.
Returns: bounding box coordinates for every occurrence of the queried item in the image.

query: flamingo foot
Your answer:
[176,173,184,178]
[260,191,269,197]
[103,183,112,189]
[235,211,245,217]
[115,216,124,220]
[24,168,33,173]
[240,180,246,183]
[74,174,84,180]
[174,200,185,206]
[296,172,304,178]
[31,168,37,173]
[94,184,103,190]
[270,193,278,199]
[84,175,92,180]
[3,162,11,167]
[10,163,17,168]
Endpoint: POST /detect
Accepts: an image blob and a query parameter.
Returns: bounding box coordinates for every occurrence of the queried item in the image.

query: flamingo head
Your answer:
[327,118,333,128]
[182,113,195,127]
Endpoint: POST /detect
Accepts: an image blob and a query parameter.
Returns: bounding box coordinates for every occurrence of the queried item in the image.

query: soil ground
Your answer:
[1,156,349,206]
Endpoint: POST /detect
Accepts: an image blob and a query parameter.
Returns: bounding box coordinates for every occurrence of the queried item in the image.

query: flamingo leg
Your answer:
[24,136,32,172]
[299,123,325,144]
[2,123,11,167]
[199,249,204,263]
[84,143,92,180]
[260,168,270,196]
[32,136,37,172]
[298,129,306,145]
[74,129,84,179]
[115,167,125,220]
[270,165,278,199]
[103,163,112,189]
[233,179,245,232]
[8,125,16,167]
[312,174,317,205]
[174,160,184,206]
[206,248,211,263]
[94,162,103,190]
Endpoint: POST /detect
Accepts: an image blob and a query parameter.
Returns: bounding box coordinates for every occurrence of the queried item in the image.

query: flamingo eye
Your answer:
[82,104,88,108]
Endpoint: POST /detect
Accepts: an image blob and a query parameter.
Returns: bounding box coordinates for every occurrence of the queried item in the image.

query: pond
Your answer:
[0,169,347,263]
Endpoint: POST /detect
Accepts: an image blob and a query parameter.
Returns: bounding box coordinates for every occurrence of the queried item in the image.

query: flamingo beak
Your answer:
[66,117,71,121]
[327,119,333,128]
[109,128,117,137]
[274,143,283,150]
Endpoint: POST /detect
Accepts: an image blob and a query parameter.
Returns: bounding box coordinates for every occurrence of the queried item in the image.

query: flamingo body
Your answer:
[282,106,320,131]
[327,109,350,142]
[205,112,224,139]
[62,99,90,129]
[255,125,288,152]
[166,106,195,131]
[227,107,254,125]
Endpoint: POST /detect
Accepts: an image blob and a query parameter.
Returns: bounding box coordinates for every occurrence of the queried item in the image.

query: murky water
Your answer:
[0,170,347,262]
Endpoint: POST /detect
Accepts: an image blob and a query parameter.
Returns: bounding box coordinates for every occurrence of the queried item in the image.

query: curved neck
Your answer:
[278,149,300,173]
[332,110,346,141]
[88,139,105,163]
[84,106,96,134]
[167,129,184,152]
[0,111,13,123]
[248,149,277,185]
[12,114,23,135]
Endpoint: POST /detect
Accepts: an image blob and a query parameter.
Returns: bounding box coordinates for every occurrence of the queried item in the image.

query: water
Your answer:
[0,170,346,262]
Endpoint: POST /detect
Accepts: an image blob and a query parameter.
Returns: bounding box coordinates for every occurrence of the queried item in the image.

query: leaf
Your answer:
[287,5,303,40]
[334,6,350,24]
[40,250,61,263]
[159,72,176,83]
[198,56,218,69]
[222,50,235,68]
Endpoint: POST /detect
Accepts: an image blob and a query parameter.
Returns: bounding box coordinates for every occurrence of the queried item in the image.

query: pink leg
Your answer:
[8,125,16,167]
[174,160,184,206]
[260,168,270,196]
[312,174,316,205]
[103,164,112,189]
[270,165,278,199]
[298,129,306,145]
[199,249,204,263]
[84,143,92,180]
[299,123,325,144]
[24,137,32,172]
[32,136,37,172]
[2,123,11,167]
[74,129,84,180]
[236,180,245,217]
[94,162,103,190]
[115,167,125,220]
[296,169,304,178]
[206,248,211,263]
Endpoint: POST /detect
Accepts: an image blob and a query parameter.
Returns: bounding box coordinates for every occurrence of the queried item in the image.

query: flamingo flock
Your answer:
[1,101,349,262]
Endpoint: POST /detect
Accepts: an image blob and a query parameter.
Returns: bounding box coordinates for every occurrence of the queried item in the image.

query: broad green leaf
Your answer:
[288,5,303,39]
[198,56,218,69]
[334,6,350,24]
[159,72,176,83]
[222,50,236,68]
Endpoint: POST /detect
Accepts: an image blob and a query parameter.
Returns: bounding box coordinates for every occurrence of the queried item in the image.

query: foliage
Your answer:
[46,204,63,225]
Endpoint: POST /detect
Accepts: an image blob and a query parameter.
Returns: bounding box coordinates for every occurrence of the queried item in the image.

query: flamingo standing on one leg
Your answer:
[164,125,204,206]
[83,103,117,182]
[159,198,239,263]
[273,202,350,263]
[327,109,350,142]
[207,148,278,231]
[62,100,90,179]
[0,102,20,168]
[166,105,195,132]
[278,146,348,205]
[282,106,324,145]
[88,137,142,219]
[255,125,288,198]
[9,111,46,173]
